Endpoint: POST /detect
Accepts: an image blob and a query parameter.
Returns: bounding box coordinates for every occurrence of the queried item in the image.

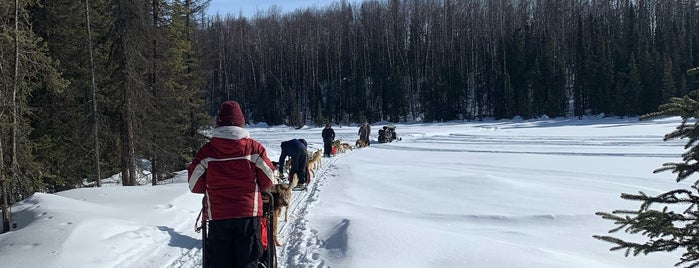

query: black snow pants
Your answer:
[323,139,332,157]
[207,217,262,268]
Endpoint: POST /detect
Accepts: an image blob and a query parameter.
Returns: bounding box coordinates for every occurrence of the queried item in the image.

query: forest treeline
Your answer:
[202,0,698,125]
[0,0,698,231]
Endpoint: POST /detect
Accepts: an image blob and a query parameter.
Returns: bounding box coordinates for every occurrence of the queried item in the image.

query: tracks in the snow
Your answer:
[276,155,338,267]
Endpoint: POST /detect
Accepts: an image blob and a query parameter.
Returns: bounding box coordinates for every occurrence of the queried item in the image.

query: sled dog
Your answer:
[332,140,346,154]
[270,177,295,246]
[307,149,323,176]
[355,139,369,148]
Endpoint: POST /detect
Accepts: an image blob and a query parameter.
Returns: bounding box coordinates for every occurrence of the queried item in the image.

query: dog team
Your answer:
[187,100,374,267]
[267,121,371,246]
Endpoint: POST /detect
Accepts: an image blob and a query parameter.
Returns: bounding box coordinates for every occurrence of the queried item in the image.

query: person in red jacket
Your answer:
[188,101,276,268]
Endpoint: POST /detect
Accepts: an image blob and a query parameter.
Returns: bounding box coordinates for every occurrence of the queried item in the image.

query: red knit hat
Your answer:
[216,101,245,127]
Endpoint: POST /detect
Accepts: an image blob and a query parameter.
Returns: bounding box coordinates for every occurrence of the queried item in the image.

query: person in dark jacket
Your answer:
[188,101,276,268]
[358,121,371,145]
[321,123,335,157]
[378,126,386,143]
[278,139,309,186]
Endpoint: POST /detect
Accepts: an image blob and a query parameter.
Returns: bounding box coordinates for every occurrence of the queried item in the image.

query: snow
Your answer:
[0,116,690,268]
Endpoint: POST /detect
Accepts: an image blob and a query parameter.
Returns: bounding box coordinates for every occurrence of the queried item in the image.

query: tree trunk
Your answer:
[151,0,159,186]
[12,0,19,173]
[121,104,137,186]
[85,0,102,187]
[3,0,20,234]
[1,133,8,232]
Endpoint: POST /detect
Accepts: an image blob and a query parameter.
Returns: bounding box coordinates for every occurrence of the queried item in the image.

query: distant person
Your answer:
[278,139,309,187]
[378,126,387,143]
[188,100,276,268]
[358,121,371,145]
[322,123,335,157]
[389,126,397,141]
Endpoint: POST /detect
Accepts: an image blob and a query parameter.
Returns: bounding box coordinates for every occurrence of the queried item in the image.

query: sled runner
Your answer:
[290,167,311,192]
[197,192,277,268]
[292,184,307,191]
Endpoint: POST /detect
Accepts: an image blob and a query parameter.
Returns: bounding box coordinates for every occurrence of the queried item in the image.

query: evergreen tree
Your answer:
[626,55,642,115]
[145,0,208,185]
[574,15,591,118]
[508,27,529,118]
[589,16,615,116]
[663,57,677,102]
[0,0,66,233]
[595,67,699,267]
[640,45,664,114]
[108,0,152,186]
[29,0,112,189]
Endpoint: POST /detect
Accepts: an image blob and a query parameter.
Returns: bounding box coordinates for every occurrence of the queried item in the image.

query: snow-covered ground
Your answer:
[0,116,689,267]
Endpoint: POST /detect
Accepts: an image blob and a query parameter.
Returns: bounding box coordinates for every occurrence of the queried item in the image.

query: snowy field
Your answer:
[0,116,690,268]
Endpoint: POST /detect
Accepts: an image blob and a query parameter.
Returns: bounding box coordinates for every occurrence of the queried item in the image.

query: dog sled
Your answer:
[197,192,278,268]
[378,125,397,143]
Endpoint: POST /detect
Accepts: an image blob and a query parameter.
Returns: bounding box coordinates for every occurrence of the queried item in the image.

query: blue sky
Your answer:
[206,0,328,17]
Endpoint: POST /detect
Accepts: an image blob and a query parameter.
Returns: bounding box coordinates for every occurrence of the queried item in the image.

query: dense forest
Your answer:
[0,0,697,232]
[202,0,699,125]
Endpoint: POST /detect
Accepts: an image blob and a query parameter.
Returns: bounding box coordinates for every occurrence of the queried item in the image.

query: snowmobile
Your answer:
[197,192,277,268]
[378,125,397,143]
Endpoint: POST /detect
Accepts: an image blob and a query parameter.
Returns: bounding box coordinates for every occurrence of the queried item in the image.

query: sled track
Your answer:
[276,154,339,267]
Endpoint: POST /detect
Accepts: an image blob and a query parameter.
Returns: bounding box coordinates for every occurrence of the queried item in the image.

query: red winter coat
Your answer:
[188,126,276,220]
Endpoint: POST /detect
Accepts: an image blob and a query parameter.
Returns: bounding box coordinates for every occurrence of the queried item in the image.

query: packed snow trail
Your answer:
[277,154,339,267]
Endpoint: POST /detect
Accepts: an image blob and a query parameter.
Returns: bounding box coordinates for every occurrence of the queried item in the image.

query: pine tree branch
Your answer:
[598,68,699,267]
